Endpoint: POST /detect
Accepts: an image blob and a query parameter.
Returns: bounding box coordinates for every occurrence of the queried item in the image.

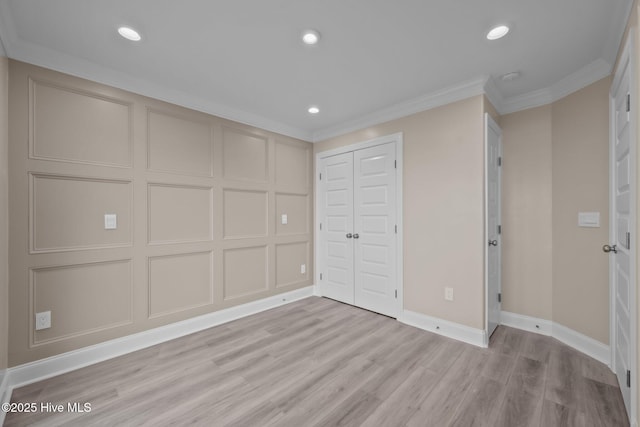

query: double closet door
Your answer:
[318,142,398,318]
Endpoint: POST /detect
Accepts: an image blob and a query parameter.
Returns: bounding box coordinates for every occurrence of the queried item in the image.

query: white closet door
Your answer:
[486,113,502,338]
[318,152,355,304]
[353,143,397,317]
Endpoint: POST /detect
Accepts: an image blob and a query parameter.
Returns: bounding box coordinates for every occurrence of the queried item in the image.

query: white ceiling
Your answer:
[0,0,632,141]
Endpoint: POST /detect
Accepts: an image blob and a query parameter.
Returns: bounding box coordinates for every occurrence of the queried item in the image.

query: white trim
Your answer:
[0,22,312,142]
[500,311,553,336]
[312,58,613,142]
[312,78,486,142]
[500,310,609,366]
[484,114,502,337]
[0,369,7,426]
[0,286,313,415]
[482,76,505,114]
[610,27,638,427]
[553,322,611,366]
[500,59,612,115]
[401,310,487,348]
[315,133,404,319]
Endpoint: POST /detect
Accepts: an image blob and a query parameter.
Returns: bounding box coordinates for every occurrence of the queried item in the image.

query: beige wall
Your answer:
[0,56,8,370]
[8,61,313,366]
[315,96,486,330]
[500,105,553,320]
[551,77,611,344]
[500,78,610,344]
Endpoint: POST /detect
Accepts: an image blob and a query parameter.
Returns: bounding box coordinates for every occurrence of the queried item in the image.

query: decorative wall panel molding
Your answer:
[148,251,214,318]
[29,78,132,167]
[30,259,133,346]
[147,108,214,177]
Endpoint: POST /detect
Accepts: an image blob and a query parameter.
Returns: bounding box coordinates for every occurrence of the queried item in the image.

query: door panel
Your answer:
[486,114,502,338]
[612,61,633,411]
[318,152,354,304]
[354,143,397,317]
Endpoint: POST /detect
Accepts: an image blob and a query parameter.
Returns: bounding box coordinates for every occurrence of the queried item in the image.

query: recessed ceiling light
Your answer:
[487,25,509,40]
[308,106,320,114]
[302,30,320,45]
[118,26,141,41]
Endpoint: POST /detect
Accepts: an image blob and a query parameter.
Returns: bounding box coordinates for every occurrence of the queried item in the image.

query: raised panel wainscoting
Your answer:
[7,60,313,369]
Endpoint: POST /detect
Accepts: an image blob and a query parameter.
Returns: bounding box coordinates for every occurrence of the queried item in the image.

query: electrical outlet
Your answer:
[281,214,288,225]
[300,264,306,274]
[444,287,454,301]
[35,311,51,330]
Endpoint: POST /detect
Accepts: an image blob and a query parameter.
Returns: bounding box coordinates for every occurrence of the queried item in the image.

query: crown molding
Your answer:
[482,76,505,114]
[499,58,612,115]
[0,7,313,142]
[0,0,617,143]
[312,76,487,142]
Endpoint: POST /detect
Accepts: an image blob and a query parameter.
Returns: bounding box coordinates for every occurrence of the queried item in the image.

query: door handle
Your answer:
[353,233,360,239]
[346,233,353,239]
[488,240,498,246]
[603,244,618,254]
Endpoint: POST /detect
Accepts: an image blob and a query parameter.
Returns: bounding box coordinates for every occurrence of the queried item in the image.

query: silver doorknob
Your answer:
[346,233,353,239]
[353,233,360,239]
[603,244,618,254]
[488,240,498,246]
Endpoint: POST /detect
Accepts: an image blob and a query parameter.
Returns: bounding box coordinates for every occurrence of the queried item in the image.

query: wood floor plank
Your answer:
[359,366,439,427]
[4,299,629,427]
[541,399,598,427]
[448,375,505,427]
[406,346,491,427]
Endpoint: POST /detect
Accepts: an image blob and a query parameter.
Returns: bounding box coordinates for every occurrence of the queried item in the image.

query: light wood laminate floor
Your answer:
[4,297,629,426]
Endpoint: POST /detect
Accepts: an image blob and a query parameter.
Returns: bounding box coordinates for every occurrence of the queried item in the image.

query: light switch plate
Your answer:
[281,214,288,225]
[445,287,454,301]
[301,264,306,274]
[104,214,117,230]
[578,212,600,228]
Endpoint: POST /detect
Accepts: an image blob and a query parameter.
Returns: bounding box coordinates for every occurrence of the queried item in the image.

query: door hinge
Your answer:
[394,160,397,169]
[497,157,502,167]
[627,369,631,387]
[395,225,397,234]
[319,173,322,180]
[395,290,397,298]
[498,293,502,303]
[627,231,631,249]
[627,93,631,112]
[498,225,502,235]
[320,273,323,281]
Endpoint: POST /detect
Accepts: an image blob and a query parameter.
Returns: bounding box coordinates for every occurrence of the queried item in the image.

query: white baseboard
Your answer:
[500,311,552,336]
[401,310,487,348]
[500,310,610,366]
[0,368,8,425]
[2,286,314,402]
[552,322,610,366]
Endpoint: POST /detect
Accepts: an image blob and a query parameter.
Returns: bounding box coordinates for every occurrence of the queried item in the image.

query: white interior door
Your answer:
[354,143,398,318]
[485,113,502,338]
[318,152,354,304]
[609,36,636,418]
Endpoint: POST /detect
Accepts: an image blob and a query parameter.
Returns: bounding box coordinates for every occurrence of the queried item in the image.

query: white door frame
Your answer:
[314,132,404,319]
[484,113,502,340]
[609,27,637,425]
